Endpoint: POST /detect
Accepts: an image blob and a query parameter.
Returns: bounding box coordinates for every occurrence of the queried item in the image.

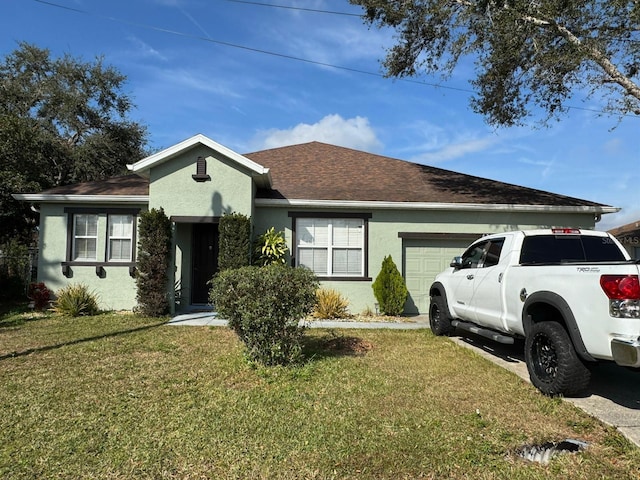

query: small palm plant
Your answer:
[254,227,289,266]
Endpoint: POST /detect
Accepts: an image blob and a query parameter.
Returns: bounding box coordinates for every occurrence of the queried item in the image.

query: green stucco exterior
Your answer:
[30,138,602,316]
[36,202,146,311]
[148,145,257,311]
[148,145,255,218]
[254,206,597,315]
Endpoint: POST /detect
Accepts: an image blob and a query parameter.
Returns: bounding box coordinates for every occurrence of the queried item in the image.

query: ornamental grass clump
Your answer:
[312,288,351,319]
[53,283,100,317]
[209,264,318,366]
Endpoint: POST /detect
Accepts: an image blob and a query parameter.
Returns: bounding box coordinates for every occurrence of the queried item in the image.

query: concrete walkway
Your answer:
[167,311,430,329]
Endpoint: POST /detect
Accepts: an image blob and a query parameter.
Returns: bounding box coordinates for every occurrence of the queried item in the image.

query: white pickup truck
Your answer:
[429,228,640,396]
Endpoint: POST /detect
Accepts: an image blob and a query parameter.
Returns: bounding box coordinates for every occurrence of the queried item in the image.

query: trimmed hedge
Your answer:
[135,208,172,317]
[218,212,251,271]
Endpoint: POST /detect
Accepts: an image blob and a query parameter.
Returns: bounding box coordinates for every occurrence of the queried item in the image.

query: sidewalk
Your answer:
[167,311,430,329]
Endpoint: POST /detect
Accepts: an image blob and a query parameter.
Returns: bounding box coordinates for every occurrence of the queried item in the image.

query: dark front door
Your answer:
[191,223,219,304]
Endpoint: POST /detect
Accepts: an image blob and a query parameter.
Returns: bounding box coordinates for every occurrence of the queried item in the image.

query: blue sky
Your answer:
[4,0,640,230]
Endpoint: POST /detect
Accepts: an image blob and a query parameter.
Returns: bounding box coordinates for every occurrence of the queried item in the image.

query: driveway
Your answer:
[450,333,640,447]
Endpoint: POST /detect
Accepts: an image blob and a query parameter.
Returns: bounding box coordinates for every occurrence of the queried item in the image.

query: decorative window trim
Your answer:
[289,212,372,281]
[62,207,140,277]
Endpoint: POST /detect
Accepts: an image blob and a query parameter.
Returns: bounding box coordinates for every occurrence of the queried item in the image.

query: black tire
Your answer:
[524,322,590,397]
[429,295,453,336]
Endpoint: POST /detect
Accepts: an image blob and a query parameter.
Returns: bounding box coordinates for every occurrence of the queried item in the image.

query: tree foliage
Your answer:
[0,42,147,244]
[350,0,640,126]
[135,208,172,317]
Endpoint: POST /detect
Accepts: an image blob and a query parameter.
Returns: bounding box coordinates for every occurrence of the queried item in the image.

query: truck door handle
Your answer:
[466,274,474,280]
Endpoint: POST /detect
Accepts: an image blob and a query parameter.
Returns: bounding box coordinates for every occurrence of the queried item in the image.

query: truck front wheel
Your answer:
[429,295,453,336]
[524,322,590,396]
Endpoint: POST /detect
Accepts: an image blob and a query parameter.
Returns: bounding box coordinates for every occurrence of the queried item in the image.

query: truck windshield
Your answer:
[519,235,627,264]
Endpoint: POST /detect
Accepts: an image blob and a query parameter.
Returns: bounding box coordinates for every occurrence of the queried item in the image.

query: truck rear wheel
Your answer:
[525,322,590,396]
[429,295,453,336]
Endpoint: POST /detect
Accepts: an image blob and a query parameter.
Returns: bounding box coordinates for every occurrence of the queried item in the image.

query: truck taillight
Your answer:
[601,275,640,318]
[600,275,640,300]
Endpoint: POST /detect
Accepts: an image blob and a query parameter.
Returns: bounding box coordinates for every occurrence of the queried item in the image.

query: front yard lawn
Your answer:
[1,309,639,479]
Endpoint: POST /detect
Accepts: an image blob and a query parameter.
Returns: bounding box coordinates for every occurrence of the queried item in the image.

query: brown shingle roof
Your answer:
[33,141,606,208]
[38,174,149,196]
[247,142,604,207]
[609,220,640,237]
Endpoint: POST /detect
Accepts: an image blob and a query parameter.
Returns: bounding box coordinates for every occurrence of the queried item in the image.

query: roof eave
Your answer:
[254,198,620,214]
[12,194,149,204]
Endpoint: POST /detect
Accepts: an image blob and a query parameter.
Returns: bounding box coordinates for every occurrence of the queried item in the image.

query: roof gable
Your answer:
[128,134,272,188]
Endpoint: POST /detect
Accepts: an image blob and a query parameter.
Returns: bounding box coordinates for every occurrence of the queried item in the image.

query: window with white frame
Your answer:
[296,218,365,277]
[108,214,134,261]
[72,214,98,261]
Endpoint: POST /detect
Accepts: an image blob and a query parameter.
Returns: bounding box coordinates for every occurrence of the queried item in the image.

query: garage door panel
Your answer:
[403,239,469,315]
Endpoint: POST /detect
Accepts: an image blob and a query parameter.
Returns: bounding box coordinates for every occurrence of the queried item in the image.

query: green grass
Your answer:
[1,308,639,479]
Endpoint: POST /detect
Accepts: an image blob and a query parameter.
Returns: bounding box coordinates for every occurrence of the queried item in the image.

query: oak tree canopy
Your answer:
[0,42,148,244]
[350,0,640,126]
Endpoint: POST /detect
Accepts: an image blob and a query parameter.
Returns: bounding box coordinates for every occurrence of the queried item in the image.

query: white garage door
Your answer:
[403,239,471,315]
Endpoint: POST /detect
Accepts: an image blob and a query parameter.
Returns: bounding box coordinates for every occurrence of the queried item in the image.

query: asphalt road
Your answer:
[450,333,640,447]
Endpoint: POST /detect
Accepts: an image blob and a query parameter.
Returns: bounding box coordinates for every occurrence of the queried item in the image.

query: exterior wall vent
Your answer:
[192,156,211,182]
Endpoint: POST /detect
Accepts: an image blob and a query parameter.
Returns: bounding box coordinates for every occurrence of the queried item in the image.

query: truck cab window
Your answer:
[461,242,487,268]
[483,239,505,267]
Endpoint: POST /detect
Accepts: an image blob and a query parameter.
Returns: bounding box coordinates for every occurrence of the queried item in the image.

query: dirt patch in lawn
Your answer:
[321,335,374,356]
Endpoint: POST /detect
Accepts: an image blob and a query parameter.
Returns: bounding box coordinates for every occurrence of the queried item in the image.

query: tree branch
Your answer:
[519,14,640,104]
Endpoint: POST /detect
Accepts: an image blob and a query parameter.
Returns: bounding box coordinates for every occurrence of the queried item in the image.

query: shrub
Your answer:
[209,264,318,366]
[253,227,288,266]
[135,208,172,317]
[0,239,30,301]
[53,283,100,317]
[28,282,51,311]
[218,212,251,271]
[312,288,351,319]
[372,255,408,316]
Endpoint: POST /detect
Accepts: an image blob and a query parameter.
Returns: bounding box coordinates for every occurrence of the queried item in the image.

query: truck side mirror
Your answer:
[450,256,463,269]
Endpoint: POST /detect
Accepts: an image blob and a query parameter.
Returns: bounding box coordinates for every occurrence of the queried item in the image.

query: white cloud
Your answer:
[156,68,244,98]
[412,135,498,163]
[598,207,640,231]
[126,36,167,61]
[517,156,555,178]
[251,114,382,151]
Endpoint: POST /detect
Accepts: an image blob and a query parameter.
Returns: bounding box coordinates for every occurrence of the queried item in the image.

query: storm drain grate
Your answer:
[517,439,588,464]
